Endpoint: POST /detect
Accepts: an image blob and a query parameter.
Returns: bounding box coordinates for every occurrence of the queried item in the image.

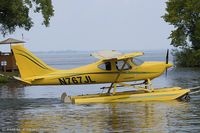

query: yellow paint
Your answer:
[11,44,173,86]
[11,44,190,104]
[70,87,190,104]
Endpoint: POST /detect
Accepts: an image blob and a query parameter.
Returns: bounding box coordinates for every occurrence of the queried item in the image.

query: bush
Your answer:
[172,48,200,67]
[0,76,8,83]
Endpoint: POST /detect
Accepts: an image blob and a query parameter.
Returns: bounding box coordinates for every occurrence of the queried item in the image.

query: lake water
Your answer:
[0,50,200,133]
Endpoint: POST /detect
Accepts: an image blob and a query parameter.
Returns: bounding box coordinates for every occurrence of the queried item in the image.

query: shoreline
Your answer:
[0,71,19,83]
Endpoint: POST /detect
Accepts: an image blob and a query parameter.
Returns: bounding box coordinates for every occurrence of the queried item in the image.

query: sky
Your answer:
[0,0,173,52]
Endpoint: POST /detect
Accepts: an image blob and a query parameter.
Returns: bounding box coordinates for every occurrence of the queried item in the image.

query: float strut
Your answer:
[144,79,154,91]
[107,59,129,94]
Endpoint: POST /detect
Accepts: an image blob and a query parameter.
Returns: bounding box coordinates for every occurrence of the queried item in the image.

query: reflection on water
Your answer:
[1,99,200,132]
[0,51,200,132]
[168,68,200,88]
[0,82,25,98]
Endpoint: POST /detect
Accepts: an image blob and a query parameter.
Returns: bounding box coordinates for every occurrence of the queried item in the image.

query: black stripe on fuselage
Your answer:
[16,53,47,69]
[15,48,48,69]
[49,71,159,80]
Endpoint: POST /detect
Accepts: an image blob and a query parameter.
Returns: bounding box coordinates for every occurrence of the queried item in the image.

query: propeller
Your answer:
[165,49,169,77]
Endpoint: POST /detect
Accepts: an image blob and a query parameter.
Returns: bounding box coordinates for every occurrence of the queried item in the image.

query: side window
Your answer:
[115,60,131,70]
[98,62,111,70]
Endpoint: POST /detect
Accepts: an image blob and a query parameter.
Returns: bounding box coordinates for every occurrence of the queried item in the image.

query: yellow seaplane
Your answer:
[11,44,190,104]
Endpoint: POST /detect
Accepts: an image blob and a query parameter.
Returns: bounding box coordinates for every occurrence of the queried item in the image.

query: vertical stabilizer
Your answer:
[11,44,55,79]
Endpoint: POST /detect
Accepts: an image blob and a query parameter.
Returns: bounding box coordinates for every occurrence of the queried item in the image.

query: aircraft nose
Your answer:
[165,63,173,68]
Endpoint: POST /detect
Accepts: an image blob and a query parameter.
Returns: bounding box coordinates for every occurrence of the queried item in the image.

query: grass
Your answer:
[0,71,19,83]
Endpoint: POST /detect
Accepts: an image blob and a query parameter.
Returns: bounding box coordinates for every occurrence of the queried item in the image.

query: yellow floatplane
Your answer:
[11,44,190,104]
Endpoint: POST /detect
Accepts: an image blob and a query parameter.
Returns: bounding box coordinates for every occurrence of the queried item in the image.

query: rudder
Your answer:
[11,44,55,79]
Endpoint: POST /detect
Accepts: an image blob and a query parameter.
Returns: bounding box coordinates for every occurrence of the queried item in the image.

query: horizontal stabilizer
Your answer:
[13,76,31,84]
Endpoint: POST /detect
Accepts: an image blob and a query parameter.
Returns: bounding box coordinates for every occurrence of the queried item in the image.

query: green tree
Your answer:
[163,0,200,67]
[163,0,200,49]
[0,0,54,36]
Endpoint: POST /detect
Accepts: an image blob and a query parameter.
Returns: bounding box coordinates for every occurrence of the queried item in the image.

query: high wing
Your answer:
[91,50,144,61]
[117,52,144,60]
[91,50,122,60]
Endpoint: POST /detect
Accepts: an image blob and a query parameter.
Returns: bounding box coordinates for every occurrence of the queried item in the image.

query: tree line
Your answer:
[0,0,199,67]
[163,0,200,67]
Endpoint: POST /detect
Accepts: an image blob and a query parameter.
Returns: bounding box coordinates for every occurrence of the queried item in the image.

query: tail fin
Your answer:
[11,44,55,79]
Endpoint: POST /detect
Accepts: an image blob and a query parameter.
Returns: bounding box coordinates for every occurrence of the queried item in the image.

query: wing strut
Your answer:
[107,58,129,93]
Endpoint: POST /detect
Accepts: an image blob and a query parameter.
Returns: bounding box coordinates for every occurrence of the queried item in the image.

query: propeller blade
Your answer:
[166,49,169,64]
[165,49,169,77]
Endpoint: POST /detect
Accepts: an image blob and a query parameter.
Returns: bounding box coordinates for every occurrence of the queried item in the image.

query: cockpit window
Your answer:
[132,57,144,66]
[115,60,131,70]
[98,62,111,70]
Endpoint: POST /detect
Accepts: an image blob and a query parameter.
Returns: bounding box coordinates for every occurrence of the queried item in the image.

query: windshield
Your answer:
[132,57,144,66]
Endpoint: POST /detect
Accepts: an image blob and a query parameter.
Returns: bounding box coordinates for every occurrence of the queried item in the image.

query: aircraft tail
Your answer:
[11,44,55,79]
